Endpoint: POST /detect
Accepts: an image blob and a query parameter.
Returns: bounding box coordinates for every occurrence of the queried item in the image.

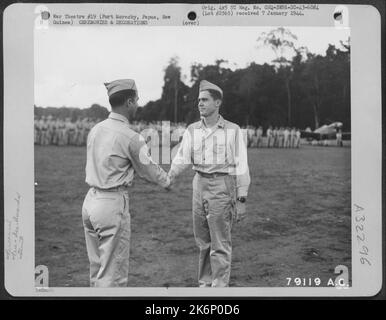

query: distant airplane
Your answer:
[301,122,351,140]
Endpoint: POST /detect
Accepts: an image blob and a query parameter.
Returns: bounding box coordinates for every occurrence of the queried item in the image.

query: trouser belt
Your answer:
[92,186,128,192]
[196,171,228,178]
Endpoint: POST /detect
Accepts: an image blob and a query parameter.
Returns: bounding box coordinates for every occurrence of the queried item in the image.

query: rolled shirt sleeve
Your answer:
[128,134,170,188]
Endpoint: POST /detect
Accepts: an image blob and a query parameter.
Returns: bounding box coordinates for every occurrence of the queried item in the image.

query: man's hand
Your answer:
[235,200,247,223]
[165,171,176,191]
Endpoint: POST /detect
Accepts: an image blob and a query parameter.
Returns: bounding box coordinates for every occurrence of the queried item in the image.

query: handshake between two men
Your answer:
[82,78,250,287]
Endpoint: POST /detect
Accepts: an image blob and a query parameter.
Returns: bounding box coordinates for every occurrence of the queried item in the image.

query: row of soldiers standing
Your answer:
[34,116,99,146]
[35,115,303,149]
[245,126,302,148]
[35,116,187,147]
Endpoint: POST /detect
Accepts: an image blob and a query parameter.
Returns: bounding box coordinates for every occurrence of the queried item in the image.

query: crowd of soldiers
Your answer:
[35,115,303,149]
[244,125,302,148]
[34,116,188,147]
[34,116,99,146]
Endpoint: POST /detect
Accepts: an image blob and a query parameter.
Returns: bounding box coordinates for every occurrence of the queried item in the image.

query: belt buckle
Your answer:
[202,171,212,178]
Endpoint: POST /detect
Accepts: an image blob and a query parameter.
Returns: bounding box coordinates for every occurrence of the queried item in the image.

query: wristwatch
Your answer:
[237,197,246,203]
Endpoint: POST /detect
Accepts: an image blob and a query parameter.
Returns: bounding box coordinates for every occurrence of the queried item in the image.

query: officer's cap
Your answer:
[199,80,223,99]
[104,79,137,97]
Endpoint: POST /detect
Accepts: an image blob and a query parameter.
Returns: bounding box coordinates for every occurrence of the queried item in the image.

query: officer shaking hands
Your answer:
[168,80,251,287]
[82,79,171,287]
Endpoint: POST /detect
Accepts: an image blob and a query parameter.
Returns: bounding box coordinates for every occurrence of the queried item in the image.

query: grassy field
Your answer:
[35,145,351,287]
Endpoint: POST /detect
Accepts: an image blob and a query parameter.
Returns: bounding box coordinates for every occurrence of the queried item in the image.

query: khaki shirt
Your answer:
[85,112,169,189]
[170,115,250,197]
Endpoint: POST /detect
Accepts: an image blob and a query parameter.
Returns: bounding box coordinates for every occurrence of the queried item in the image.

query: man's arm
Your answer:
[234,127,251,197]
[128,134,170,188]
[168,128,192,181]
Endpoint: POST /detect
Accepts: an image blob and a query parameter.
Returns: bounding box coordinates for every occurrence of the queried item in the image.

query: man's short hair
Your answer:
[109,89,137,108]
[206,89,223,102]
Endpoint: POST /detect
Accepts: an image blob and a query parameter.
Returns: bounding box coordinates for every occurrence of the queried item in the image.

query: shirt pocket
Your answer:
[192,140,203,164]
[213,140,227,165]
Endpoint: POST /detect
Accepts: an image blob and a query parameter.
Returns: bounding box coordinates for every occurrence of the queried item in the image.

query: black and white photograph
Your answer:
[2,3,383,297]
[34,24,352,288]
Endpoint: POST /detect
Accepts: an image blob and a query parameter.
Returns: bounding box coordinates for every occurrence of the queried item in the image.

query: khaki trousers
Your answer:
[192,173,236,287]
[82,187,131,287]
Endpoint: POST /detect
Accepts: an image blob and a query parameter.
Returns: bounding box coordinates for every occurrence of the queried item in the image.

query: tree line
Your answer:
[34,104,110,122]
[138,28,350,130]
[35,28,350,131]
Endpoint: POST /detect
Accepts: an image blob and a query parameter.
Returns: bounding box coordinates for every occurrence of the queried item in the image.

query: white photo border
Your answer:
[3,3,383,297]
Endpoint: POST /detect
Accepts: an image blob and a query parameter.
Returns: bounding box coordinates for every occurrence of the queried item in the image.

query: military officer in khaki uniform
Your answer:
[82,79,171,287]
[57,118,66,146]
[283,127,290,148]
[290,127,296,148]
[39,116,48,145]
[266,126,273,148]
[168,80,250,287]
[64,117,74,145]
[256,126,263,148]
[278,127,284,148]
[295,128,301,148]
[336,129,343,147]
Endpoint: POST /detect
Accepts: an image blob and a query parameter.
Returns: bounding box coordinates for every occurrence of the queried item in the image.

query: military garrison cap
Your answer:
[199,80,223,98]
[104,79,137,97]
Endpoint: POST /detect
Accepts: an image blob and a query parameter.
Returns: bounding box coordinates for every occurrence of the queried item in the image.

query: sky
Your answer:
[34,26,350,109]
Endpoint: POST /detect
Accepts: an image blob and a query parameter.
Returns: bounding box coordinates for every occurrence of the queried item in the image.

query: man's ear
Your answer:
[126,98,133,107]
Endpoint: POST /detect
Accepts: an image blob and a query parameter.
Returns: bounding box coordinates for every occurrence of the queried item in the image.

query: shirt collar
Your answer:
[199,115,225,129]
[109,112,129,124]
[217,115,225,128]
